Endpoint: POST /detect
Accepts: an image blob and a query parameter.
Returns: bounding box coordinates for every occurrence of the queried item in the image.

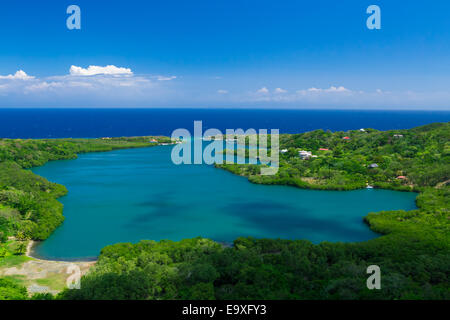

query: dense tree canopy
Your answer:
[218,122,450,191]
[61,123,449,300]
[0,125,449,300]
[0,278,28,300]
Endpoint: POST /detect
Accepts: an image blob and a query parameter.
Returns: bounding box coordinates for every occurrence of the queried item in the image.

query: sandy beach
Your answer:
[0,240,96,296]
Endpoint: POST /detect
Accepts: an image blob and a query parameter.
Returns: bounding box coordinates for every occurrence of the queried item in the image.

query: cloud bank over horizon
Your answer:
[0,65,449,109]
[0,65,178,106]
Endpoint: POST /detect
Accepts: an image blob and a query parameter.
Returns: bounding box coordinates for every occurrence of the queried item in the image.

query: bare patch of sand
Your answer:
[0,241,95,296]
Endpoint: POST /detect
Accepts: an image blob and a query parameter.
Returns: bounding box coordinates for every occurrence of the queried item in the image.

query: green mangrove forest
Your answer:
[0,123,449,300]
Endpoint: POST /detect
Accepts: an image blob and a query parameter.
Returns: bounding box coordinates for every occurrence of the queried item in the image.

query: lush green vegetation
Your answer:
[218,122,449,191]
[0,136,172,169]
[0,136,171,299]
[60,214,449,300]
[0,137,169,241]
[58,123,449,300]
[1,124,449,300]
[0,277,28,300]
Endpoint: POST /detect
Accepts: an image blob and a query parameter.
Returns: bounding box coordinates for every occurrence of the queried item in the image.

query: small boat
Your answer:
[366,185,374,189]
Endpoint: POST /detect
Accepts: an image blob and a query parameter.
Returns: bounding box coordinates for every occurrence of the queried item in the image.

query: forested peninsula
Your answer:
[1,123,449,300]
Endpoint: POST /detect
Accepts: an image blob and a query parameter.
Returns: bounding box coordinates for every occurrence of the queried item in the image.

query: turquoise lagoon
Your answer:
[31,145,418,260]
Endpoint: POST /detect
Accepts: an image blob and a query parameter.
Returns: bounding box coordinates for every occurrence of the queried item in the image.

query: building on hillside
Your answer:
[298,150,312,160]
[281,149,288,153]
[393,134,404,138]
[368,163,379,168]
[318,148,329,151]
[396,175,407,179]
[342,136,350,140]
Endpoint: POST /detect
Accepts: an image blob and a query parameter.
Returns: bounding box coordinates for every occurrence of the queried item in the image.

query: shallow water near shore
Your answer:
[32,146,418,260]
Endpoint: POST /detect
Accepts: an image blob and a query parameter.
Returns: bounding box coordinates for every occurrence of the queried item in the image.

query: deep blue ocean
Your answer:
[0,108,449,138]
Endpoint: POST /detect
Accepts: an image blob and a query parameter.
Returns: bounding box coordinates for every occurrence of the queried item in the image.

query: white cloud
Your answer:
[257,87,269,94]
[23,76,153,93]
[1,67,447,109]
[240,84,450,108]
[0,63,166,101]
[69,65,133,76]
[301,86,350,94]
[247,85,357,104]
[24,81,64,93]
[274,88,287,94]
[0,70,35,80]
[27,64,156,92]
[0,64,171,104]
[326,86,350,93]
[66,81,94,88]
[156,75,177,81]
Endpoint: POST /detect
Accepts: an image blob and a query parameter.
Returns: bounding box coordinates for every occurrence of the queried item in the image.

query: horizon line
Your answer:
[0,106,449,111]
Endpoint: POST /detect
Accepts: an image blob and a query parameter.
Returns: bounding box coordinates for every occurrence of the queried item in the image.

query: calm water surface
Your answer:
[1,108,449,138]
[31,145,418,260]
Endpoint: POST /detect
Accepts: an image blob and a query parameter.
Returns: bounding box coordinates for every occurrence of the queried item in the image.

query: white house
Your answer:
[281,149,288,153]
[298,150,312,160]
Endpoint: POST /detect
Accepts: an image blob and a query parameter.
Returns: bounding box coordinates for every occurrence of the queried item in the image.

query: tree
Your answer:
[15,242,27,255]
[0,278,28,300]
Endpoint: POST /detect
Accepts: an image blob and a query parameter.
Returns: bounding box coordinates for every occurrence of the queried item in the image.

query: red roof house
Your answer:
[396,176,407,179]
[319,148,329,151]
[342,136,350,140]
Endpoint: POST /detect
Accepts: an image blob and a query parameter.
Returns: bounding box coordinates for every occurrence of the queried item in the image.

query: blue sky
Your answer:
[0,0,449,109]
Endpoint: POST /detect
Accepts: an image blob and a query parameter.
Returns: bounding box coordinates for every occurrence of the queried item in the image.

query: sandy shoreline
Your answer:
[25,240,97,262]
[25,240,37,259]
[0,240,96,295]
